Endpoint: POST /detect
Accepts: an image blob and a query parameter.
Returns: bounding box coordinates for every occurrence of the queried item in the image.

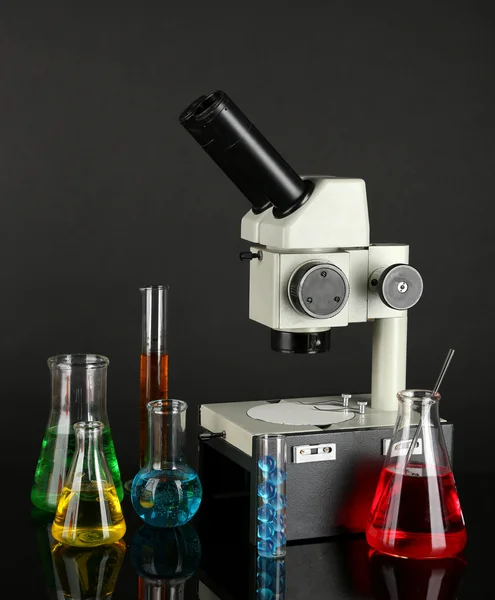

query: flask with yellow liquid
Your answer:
[52,421,126,547]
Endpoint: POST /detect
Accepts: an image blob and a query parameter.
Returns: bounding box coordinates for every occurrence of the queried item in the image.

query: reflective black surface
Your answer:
[12,472,492,598]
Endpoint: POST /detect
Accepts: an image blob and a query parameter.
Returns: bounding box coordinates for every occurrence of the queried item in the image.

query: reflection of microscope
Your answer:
[180,91,453,542]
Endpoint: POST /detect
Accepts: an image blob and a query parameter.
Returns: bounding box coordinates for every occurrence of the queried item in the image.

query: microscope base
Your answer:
[198,395,454,544]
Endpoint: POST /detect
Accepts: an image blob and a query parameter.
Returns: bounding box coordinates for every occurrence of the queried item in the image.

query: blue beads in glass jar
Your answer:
[256,434,287,558]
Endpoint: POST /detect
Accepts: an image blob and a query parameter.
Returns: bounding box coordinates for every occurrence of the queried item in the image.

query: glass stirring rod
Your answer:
[404,348,455,465]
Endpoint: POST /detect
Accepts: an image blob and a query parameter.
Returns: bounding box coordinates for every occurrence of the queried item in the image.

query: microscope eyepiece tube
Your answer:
[179,90,314,217]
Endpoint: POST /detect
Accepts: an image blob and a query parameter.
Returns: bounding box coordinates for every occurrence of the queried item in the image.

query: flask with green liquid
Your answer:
[31,354,124,512]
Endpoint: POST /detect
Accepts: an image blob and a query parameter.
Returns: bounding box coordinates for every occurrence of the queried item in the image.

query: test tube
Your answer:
[256,434,287,558]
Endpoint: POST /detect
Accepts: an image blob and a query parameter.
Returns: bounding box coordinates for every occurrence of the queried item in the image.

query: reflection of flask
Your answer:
[30,508,61,600]
[31,354,124,513]
[130,523,201,600]
[368,549,467,600]
[131,399,202,528]
[366,389,467,559]
[51,540,126,600]
[52,421,126,547]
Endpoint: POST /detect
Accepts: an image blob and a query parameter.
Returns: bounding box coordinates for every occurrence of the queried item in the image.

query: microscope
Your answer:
[179,91,453,543]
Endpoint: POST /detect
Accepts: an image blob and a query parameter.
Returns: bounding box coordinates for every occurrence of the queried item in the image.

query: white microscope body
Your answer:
[242,175,419,412]
[180,89,423,415]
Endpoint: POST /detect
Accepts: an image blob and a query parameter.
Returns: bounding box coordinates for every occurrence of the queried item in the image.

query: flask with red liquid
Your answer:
[366,389,467,559]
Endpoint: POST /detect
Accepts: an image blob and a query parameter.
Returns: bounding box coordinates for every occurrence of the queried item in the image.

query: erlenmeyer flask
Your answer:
[51,540,126,600]
[366,389,467,559]
[130,399,202,528]
[31,354,124,513]
[51,421,126,547]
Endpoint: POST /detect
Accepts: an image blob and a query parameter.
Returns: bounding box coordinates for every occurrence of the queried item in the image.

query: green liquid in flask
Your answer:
[52,482,126,548]
[31,425,124,512]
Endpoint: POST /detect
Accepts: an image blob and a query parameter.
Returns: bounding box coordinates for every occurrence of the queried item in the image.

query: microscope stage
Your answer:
[200,394,402,456]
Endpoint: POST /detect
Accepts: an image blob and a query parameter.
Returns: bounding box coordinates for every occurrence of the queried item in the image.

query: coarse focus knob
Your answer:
[376,264,424,311]
[288,261,350,319]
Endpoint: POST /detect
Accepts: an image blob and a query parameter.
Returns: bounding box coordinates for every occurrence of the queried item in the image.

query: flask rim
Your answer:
[139,284,170,292]
[47,353,109,370]
[147,399,187,414]
[397,388,441,403]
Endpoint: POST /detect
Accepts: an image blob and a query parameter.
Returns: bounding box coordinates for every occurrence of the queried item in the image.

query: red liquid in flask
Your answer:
[366,464,467,559]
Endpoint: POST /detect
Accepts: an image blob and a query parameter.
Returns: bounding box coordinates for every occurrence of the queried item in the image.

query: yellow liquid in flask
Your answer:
[52,482,126,547]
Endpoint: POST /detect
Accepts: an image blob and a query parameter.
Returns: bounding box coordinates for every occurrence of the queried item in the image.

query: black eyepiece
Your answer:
[179,90,314,217]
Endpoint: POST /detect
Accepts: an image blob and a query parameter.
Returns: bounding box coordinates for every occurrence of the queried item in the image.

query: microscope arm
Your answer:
[371,315,408,411]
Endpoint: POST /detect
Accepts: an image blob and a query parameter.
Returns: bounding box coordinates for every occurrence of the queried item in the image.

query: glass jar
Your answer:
[256,434,287,558]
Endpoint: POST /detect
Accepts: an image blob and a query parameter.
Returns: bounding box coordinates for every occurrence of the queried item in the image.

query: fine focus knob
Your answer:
[378,264,423,310]
[289,262,350,319]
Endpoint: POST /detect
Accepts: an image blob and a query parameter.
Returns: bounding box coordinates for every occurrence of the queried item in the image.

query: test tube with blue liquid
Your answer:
[257,434,287,559]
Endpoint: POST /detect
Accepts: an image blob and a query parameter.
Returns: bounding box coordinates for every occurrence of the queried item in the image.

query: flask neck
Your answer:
[48,354,109,425]
[147,400,187,469]
[141,286,169,355]
[397,391,441,428]
[390,389,450,471]
[71,421,111,486]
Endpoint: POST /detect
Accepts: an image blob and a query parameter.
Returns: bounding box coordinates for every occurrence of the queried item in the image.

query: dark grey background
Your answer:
[1,1,493,481]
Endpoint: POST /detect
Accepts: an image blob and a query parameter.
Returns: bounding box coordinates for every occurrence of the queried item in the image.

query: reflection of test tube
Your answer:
[257,555,286,599]
[256,434,287,558]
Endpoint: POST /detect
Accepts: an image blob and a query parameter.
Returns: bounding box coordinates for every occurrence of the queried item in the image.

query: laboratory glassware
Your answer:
[51,421,126,547]
[256,434,287,558]
[366,389,467,559]
[31,353,124,512]
[51,540,126,600]
[130,522,201,600]
[139,285,169,467]
[124,285,170,493]
[130,399,202,527]
[30,508,59,599]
